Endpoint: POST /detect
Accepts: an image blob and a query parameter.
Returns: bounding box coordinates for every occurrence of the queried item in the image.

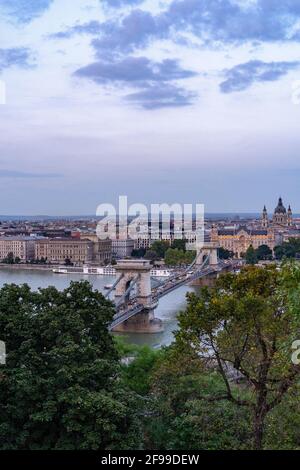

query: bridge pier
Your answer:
[112,305,162,334]
[196,242,219,266]
[112,260,163,334]
[189,272,218,287]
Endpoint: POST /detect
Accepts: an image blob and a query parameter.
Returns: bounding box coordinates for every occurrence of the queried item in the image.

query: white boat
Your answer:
[104,284,114,290]
[52,268,68,274]
[53,265,171,278]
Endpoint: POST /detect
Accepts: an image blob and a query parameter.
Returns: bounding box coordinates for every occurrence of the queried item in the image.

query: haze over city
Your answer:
[1,0,300,214]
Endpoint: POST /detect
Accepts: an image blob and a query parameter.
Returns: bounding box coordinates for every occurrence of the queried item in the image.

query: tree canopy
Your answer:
[0,281,140,450]
[245,245,258,265]
[218,247,234,260]
[175,264,300,449]
[1,265,300,450]
[274,238,300,260]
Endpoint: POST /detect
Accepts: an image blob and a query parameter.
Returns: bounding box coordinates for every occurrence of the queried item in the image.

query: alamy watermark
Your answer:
[96,196,204,250]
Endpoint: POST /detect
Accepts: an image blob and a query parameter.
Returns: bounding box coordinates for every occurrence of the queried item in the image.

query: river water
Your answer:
[0,268,200,348]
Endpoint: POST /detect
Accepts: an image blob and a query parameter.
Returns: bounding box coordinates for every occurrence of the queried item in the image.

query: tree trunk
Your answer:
[253,408,267,450]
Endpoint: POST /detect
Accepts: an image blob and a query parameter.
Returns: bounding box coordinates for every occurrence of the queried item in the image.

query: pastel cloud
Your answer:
[50,0,300,53]
[74,56,197,109]
[220,60,300,93]
[0,0,54,23]
[0,48,31,71]
[101,0,144,7]
[125,83,196,109]
[74,57,196,84]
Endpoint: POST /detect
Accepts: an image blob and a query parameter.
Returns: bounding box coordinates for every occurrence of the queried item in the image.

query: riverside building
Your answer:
[0,236,36,262]
[35,238,94,265]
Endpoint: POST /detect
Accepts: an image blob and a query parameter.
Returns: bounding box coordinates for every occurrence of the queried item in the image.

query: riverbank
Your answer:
[0,264,61,271]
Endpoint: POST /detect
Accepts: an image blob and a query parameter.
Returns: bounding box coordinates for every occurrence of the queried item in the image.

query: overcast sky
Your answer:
[1,0,300,215]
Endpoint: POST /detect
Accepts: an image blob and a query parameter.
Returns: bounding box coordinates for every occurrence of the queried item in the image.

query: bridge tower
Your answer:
[196,241,219,266]
[113,259,163,334]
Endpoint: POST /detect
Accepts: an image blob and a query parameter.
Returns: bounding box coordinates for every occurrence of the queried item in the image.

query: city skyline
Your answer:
[1,1,300,214]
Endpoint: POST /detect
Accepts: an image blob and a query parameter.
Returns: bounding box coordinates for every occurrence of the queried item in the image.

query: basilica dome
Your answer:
[274,197,286,214]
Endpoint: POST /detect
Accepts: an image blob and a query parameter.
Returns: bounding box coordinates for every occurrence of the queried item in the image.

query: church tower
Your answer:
[287,205,293,227]
[261,205,268,228]
[273,197,287,227]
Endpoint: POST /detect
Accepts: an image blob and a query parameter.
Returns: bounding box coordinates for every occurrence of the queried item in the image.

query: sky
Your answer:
[1,0,300,215]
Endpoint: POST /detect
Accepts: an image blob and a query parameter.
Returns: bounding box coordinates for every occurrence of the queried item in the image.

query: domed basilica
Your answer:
[211,197,294,259]
[261,197,293,229]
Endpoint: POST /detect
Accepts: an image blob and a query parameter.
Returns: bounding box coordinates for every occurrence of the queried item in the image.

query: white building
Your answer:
[112,239,134,259]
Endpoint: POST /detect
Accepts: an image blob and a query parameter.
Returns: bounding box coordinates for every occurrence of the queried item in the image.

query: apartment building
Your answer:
[79,233,112,264]
[0,236,36,262]
[112,239,134,259]
[35,238,94,265]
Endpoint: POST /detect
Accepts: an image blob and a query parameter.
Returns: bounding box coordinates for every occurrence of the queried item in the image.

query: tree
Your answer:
[3,252,15,264]
[0,281,140,450]
[274,238,300,260]
[165,248,182,266]
[165,248,196,267]
[274,245,286,260]
[263,384,300,449]
[245,245,257,265]
[64,258,73,266]
[256,244,273,261]
[131,248,146,258]
[150,241,170,259]
[171,239,187,252]
[145,250,159,263]
[145,347,252,450]
[218,247,234,260]
[175,265,300,449]
[119,344,162,396]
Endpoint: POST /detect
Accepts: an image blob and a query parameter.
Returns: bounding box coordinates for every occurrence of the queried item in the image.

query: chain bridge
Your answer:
[105,242,239,333]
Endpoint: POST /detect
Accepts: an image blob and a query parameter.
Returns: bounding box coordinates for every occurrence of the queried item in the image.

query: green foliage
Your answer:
[29,257,48,265]
[2,252,17,264]
[165,248,196,267]
[171,239,187,252]
[274,238,300,260]
[264,385,300,450]
[0,281,140,450]
[121,346,162,396]
[138,239,195,266]
[174,264,300,449]
[150,241,170,259]
[145,250,159,263]
[245,245,258,265]
[1,265,300,450]
[132,248,146,258]
[144,348,252,450]
[114,337,163,396]
[256,244,273,260]
[244,244,273,264]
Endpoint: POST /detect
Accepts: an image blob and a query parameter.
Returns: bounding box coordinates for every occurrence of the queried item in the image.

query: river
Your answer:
[0,268,200,348]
